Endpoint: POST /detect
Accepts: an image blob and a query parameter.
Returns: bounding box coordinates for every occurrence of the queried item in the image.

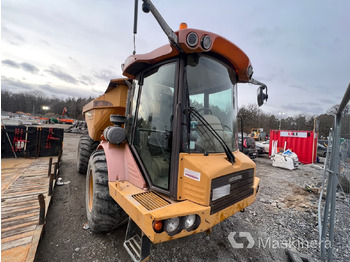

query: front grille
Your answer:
[132,191,170,211]
[210,169,254,214]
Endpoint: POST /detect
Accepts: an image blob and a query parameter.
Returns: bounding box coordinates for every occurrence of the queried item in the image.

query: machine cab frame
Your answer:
[126,52,240,199]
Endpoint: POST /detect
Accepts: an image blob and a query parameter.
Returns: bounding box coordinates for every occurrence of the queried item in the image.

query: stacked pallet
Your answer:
[1,157,58,262]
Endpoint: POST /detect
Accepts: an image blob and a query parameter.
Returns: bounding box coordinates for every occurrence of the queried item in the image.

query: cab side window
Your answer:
[132,62,176,190]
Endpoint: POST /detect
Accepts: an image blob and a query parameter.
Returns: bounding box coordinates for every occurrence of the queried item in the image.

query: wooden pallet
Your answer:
[1,157,58,262]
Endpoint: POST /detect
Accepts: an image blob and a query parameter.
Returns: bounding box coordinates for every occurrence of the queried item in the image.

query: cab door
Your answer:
[131,61,177,191]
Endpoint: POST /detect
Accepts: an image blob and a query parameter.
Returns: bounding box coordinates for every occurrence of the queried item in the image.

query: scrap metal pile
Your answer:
[65,121,88,134]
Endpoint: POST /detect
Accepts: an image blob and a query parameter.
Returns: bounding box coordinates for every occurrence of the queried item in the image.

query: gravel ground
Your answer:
[35,133,350,262]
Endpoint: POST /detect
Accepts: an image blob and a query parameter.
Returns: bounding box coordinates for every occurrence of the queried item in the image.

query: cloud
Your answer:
[289,84,304,90]
[2,25,26,45]
[319,98,336,104]
[45,66,78,84]
[79,75,95,86]
[36,84,96,98]
[7,35,26,46]
[2,76,96,99]
[94,69,115,82]
[2,59,20,68]
[68,56,78,64]
[279,102,325,115]
[1,76,34,90]
[2,59,39,74]
[20,62,39,74]
[41,40,50,46]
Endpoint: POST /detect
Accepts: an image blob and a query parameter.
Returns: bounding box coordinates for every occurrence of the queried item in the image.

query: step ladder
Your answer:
[124,218,151,262]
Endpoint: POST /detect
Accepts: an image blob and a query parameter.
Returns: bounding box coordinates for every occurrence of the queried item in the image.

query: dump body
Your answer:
[83,79,129,141]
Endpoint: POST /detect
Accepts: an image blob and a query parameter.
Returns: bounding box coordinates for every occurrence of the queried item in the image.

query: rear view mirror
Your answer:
[257,85,268,107]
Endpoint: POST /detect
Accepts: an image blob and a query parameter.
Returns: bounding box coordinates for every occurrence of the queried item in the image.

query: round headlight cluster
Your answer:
[201,35,212,50]
[186,32,212,51]
[184,214,196,230]
[164,217,180,235]
[153,215,201,236]
[186,32,198,47]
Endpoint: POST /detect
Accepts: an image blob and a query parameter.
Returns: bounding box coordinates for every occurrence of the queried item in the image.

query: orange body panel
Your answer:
[123,45,179,79]
[109,176,259,243]
[177,151,255,205]
[105,145,258,243]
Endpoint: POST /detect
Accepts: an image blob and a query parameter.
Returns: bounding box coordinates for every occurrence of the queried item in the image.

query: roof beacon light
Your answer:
[187,32,198,47]
[179,22,188,30]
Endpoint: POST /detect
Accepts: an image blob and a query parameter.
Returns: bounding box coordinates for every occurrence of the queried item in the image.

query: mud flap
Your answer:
[124,218,151,262]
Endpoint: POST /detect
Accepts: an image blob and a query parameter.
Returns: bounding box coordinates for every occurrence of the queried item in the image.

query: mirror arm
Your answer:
[249,78,266,87]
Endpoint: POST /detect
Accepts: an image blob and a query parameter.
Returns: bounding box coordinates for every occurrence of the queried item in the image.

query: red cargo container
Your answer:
[269,130,318,164]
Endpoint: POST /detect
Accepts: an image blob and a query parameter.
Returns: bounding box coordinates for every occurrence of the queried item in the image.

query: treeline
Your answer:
[238,104,350,139]
[1,90,349,138]
[1,90,94,120]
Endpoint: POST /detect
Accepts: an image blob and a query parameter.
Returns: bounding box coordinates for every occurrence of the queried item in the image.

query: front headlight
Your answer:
[184,215,196,229]
[164,217,180,235]
[183,214,201,231]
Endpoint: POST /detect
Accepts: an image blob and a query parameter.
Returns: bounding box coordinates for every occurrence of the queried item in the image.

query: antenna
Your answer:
[133,0,138,55]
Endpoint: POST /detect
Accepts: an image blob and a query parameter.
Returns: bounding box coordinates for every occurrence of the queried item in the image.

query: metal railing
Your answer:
[319,83,350,261]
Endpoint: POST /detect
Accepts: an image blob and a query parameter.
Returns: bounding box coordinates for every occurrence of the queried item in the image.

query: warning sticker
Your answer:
[280,131,307,138]
[184,168,201,182]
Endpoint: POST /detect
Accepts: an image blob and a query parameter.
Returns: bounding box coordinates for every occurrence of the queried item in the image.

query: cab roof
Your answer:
[122,28,252,83]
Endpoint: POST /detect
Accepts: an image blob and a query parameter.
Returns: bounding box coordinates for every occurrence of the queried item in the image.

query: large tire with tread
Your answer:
[77,135,99,174]
[86,150,128,233]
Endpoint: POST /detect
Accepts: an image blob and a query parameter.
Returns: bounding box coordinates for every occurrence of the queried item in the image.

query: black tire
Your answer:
[86,150,128,233]
[77,135,99,174]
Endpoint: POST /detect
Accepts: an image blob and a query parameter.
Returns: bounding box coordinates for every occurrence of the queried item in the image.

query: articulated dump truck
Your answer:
[77,0,268,261]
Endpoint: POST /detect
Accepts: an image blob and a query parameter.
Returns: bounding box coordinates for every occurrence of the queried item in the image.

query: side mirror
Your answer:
[257,85,268,107]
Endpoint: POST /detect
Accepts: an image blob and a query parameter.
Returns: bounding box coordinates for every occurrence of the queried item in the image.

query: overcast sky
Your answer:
[2,0,350,116]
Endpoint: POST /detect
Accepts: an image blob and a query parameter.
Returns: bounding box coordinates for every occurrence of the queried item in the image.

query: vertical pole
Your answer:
[58,149,62,167]
[133,0,138,55]
[321,165,333,259]
[312,117,316,163]
[327,116,342,262]
[133,0,138,34]
[38,194,45,225]
[47,157,53,177]
[54,162,58,180]
[48,172,54,196]
[319,130,332,259]
[320,83,349,261]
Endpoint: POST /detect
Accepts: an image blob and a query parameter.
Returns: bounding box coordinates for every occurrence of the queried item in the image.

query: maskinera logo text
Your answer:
[228,232,333,249]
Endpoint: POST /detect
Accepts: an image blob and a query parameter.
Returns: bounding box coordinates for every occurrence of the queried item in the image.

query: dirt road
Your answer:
[35,132,349,262]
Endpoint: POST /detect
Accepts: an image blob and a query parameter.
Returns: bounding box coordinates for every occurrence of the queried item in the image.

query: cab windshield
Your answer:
[184,54,238,153]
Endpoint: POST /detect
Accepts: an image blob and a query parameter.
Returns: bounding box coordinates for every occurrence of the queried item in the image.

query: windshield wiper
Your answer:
[184,107,235,164]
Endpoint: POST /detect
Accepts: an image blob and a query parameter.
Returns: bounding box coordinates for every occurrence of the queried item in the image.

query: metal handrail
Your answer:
[320,83,350,261]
